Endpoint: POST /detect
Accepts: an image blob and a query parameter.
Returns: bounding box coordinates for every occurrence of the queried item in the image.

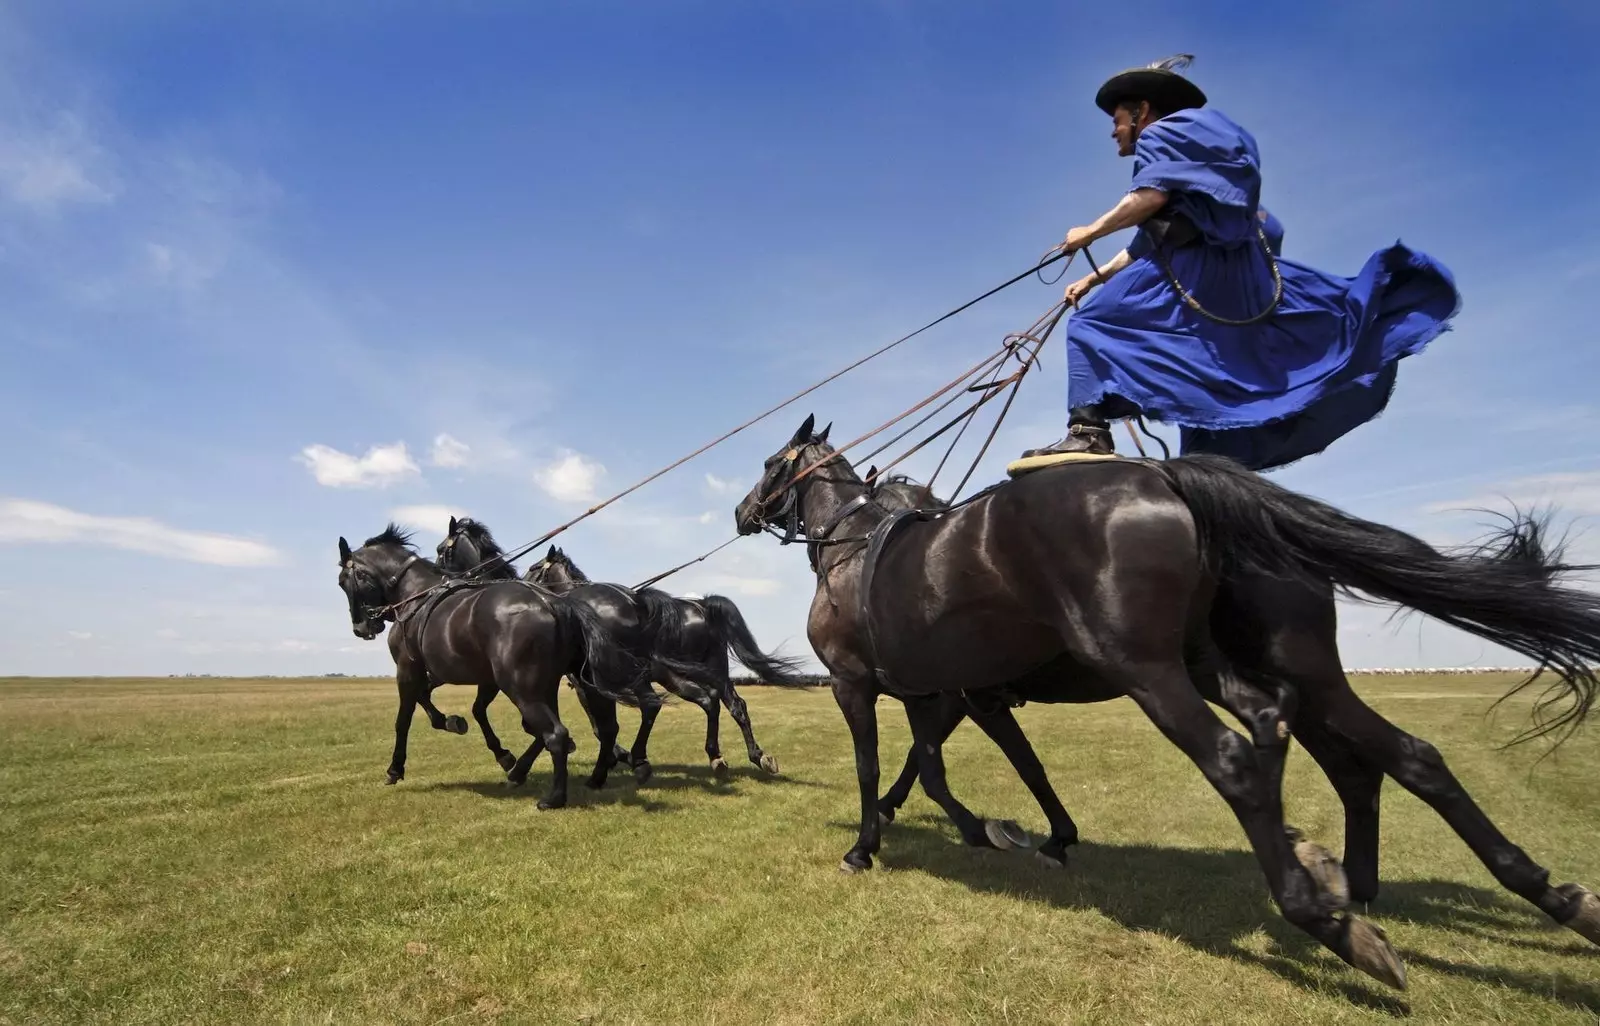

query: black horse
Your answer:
[735,414,1600,991]
[437,518,805,779]
[336,525,657,808]
[526,545,807,777]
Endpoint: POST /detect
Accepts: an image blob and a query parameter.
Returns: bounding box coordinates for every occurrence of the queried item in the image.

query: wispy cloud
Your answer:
[0,498,281,566]
[1423,470,1600,517]
[429,433,471,468]
[535,451,605,503]
[0,110,116,211]
[704,472,744,495]
[296,442,421,489]
[391,504,465,537]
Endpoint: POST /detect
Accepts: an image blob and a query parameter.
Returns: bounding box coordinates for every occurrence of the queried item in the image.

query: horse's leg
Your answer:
[705,648,778,775]
[417,690,470,736]
[658,670,729,779]
[622,696,660,785]
[1316,681,1600,946]
[471,683,518,775]
[879,693,965,825]
[832,674,883,873]
[385,673,424,785]
[503,682,570,811]
[1291,717,1384,906]
[961,695,1080,866]
[572,685,621,791]
[1116,662,1406,989]
[896,694,1022,852]
[1200,668,1350,908]
[505,720,547,788]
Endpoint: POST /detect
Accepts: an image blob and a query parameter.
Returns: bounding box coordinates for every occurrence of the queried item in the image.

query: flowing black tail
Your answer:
[1158,453,1600,743]
[701,594,809,686]
[553,595,660,709]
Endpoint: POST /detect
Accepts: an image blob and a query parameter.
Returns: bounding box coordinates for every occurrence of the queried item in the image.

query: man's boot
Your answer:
[1020,404,1115,459]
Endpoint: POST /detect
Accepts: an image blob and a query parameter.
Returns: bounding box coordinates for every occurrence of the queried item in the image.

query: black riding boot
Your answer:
[1020,405,1116,459]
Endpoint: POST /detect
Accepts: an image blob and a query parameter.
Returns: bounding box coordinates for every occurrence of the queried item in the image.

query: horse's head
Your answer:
[436,515,499,575]
[526,545,585,589]
[734,413,845,536]
[337,524,422,640]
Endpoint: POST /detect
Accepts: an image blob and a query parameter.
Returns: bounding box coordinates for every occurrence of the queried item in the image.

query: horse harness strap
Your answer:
[857,508,937,690]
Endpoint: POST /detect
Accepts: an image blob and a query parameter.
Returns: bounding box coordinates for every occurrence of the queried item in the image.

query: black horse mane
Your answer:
[364,524,417,550]
[456,518,508,559]
[550,547,591,583]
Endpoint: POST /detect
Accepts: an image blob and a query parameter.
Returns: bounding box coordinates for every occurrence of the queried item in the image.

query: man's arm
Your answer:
[1064,247,1133,306]
[1063,188,1167,252]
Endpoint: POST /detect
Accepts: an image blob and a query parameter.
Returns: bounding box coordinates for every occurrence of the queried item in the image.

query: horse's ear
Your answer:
[338,537,352,564]
[547,544,557,558]
[816,421,832,444]
[790,413,815,445]
[448,516,458,534]
[866,464,878,482]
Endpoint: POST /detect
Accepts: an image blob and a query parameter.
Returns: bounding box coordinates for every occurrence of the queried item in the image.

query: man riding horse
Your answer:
[1023,55,1461,471]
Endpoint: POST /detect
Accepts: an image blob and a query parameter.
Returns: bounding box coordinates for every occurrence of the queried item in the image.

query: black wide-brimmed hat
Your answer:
[1095,53,1207,116]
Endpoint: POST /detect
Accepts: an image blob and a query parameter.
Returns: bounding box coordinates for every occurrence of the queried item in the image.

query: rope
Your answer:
[632,536,740,591]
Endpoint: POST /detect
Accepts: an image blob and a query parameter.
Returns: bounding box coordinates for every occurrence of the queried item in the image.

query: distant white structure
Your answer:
[1345,666,1536,675]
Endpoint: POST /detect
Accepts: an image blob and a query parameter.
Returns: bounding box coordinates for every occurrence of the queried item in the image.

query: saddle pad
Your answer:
[1005,451,1123,477]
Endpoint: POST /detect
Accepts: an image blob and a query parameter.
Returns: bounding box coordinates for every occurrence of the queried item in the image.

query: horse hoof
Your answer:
[445,715,469,735]
[385,772,403,785]
[584,777,607,791]
[985,819,1031,851]
[1033,850,1066,870]
[1291,831,1351,911]
[537,798,567,811]
[1556,884,1600,946]
[496,752,517,772]
[759,753,780,775]
[633,761,653,785]
[839,855,871,875]
[878,811,892,829]
[1342,917,1407,991]
[506,774,527,788]
[711,757,730,780]
[612,744,633,767]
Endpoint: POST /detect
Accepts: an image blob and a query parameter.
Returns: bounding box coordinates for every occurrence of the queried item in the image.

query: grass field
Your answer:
[2,674,1598,1025]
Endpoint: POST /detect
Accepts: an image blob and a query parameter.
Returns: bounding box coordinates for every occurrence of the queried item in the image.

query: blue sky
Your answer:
[2,1,1599,676]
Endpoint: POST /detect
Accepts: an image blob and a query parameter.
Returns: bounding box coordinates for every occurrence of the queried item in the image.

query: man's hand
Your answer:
[1060,226,1097,253]
[1064,274,1098,307]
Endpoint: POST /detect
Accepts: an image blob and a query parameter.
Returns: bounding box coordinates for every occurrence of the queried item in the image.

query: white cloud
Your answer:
[430,433,471,468]
[704,473,744,495]
[0,111,116,211]
[535,452,605,503]
[391,505,465,537]
[0,498,282,567]
[155,628,181,641]
[698,511,717,525]
[66,630,93,641]
[296,442,420,489]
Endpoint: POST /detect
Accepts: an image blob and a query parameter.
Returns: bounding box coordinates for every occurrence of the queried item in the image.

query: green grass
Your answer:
[1,674,1598,1024]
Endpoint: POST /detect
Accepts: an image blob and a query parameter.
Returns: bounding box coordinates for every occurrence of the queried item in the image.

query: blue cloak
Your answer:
[1064,107,1460,471]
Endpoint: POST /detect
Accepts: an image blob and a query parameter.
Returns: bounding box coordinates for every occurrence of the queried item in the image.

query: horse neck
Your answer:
[388,552,445,604]
[797,471,882,576]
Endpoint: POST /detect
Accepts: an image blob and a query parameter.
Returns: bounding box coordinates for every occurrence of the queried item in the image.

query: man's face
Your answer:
[1111,104,1144,157]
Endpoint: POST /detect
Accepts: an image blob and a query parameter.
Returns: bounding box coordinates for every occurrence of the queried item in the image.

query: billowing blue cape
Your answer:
[1065,107,1460,471]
